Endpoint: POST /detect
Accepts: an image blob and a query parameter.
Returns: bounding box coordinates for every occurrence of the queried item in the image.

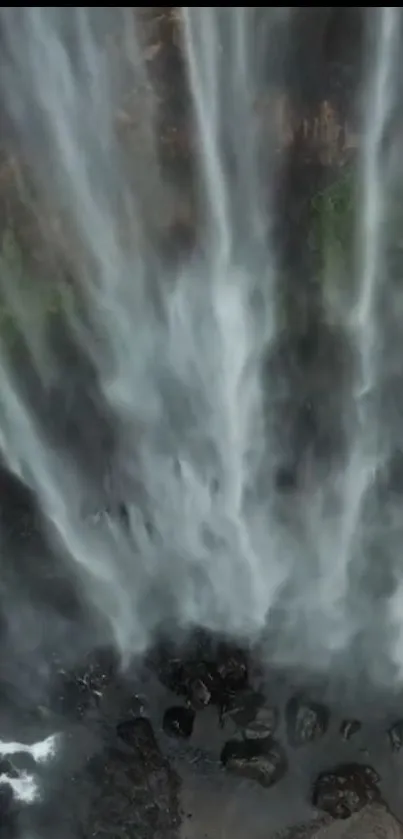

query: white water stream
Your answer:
[0,8,401,684]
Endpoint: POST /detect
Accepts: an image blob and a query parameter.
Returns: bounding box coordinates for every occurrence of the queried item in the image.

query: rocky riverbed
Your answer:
[1,631,403,838]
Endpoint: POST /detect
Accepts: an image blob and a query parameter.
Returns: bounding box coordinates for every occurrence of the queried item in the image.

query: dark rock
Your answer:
[117,718,148,749]
[244,704,279,740]
[223,688,266,727]
[286,694,329,747]
[340,719,361,741]
[116,716,159,753]
[83,717,180,839]
[221,737,287,788]
[224,688,279,739]
[312,763,381,819]
[215,644,248,692]
[163,706,195,740]
[388,720,403,752]
[154,653,215,705]
[152,636,248,715]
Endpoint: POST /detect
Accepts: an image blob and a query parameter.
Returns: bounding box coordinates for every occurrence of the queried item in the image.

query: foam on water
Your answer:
[0,734,58,763]
[0,733,59,803]
[0,773,38,805]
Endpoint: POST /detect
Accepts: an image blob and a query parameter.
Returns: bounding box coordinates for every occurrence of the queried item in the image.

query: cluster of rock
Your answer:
[1,638,403,838]
[151,635,403,825]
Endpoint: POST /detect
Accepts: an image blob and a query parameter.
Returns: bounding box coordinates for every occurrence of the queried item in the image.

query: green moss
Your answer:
[309,167,356,284]
[0,226,74,346]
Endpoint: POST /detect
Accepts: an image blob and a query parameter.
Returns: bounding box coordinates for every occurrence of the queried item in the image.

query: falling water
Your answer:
[0,6,402,688]
[337,7,400,570]
[312,7,401,655]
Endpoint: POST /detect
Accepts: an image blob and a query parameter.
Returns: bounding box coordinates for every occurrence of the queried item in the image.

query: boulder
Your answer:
[286,695,329,747]
[221,736,287,788]
[312,763,381,819]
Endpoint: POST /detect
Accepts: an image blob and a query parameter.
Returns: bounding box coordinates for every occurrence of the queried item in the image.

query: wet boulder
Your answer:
[286,694,329,747]
[152,635,248,713]
[312,763,381,819]
[163,706,195,739]
[244,704,279,740]
[223,688,266,727]
[224,688,279,738]
[215,643,248,692]
[152,650,216,709]
[221,736,287,788]
[83,717,180,839]
[388,720,403,752]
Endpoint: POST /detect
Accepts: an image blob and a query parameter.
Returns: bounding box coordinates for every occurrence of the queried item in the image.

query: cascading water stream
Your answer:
[328,8,401,627]
[303,8,402,653]
[0,7,285,656]
[0,6,402,689]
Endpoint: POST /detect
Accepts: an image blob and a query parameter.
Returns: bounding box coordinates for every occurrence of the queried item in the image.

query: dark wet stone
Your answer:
[223,688,266,727]
[83,717,180,839]
[244,704,279,740]
[116,716,159,752]
[388,720,403,752]
[221,737,287,788]
[340,719,361,741]
[312,763,381,819]
[286,694,329,747]
[117,718,147,748]
[163,706,195,739]
[154,654,215,705]
[152,636,248,714]
[215,644,248,691]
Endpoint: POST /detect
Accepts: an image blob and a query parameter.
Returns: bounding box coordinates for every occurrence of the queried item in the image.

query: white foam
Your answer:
[0,733,59,804]
[0,733,58,763]
[0,771,38,804]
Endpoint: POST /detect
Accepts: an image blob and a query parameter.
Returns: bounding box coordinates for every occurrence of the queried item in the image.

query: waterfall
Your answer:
[0,8,401,685]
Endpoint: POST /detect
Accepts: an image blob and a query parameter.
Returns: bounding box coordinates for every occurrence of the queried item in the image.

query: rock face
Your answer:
[312,763,381,820]
[82,717,180,839]
[286,695,330,747]
[221,736,287,789]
